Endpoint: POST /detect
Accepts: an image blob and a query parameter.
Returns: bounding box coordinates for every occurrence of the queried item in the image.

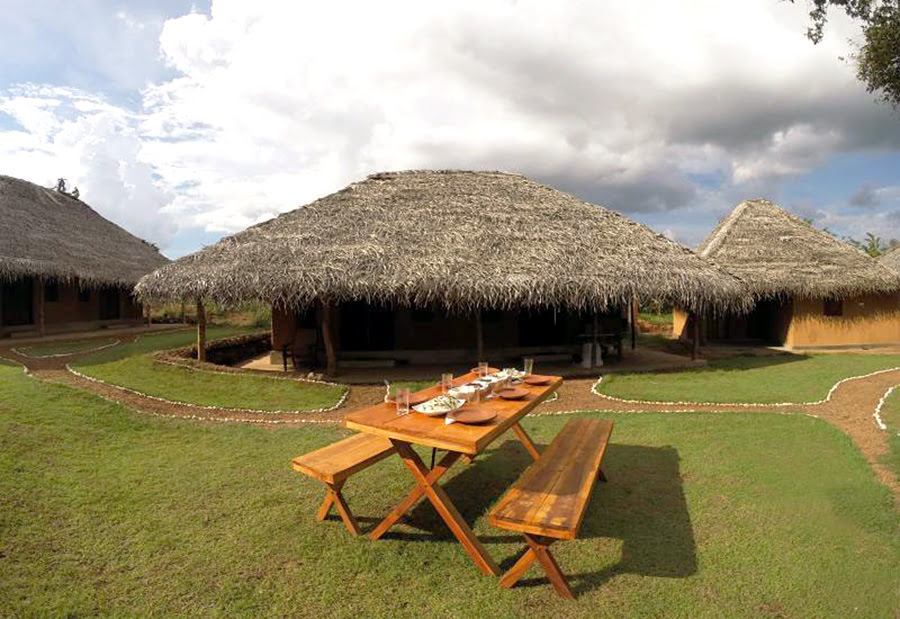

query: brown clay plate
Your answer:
[523,375,551,386]
[469,366,501,375]
[385,392,431,406]
[496,387,529,400]
[447,409,497,425]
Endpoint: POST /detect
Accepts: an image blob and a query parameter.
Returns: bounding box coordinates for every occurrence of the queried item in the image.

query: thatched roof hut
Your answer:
[698,199,900,299]
[136,170,748,314]
[0,174,168,287]
[878,245,900,274]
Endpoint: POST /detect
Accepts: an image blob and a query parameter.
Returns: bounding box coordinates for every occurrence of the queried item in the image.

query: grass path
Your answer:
[1,363,897,617]
[13,337,120,357]
[597,353,900,404]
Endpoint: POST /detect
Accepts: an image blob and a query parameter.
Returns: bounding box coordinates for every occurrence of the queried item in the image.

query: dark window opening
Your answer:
[2,278,34,326]
[78,288,91,303]
[44,282,59,303]
[295,306,317,329]
[99,288,120,320]
[824,298,843,317]
[411,308,434,323]
[482,309,504,323]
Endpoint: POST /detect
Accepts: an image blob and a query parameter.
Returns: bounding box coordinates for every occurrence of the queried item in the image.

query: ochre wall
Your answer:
[672,308,689,339]
[786,293,900,348]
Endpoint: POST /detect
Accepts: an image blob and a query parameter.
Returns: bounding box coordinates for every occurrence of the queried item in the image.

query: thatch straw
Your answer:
[136,170,750,313]
[878,245,900,274]
[698,199,900,299]
[0,175,169,287]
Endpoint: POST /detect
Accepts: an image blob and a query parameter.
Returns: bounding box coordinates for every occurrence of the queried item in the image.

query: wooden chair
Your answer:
[488,418,613,598]
[291,434,397,535]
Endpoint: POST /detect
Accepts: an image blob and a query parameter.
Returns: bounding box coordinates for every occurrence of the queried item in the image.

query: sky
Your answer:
[1,0,899,258]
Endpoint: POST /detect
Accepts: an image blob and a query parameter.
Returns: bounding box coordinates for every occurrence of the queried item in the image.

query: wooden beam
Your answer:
[691,311,699,361]
[322,300,337,377]
[37,277,45,337]
[592,313,599,366]
[475,310,484,362]
[196,298,207,362]
[630,297,638,350]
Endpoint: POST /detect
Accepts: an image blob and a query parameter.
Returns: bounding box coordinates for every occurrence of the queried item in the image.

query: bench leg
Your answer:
[499,534,575,599]
[369,450,461,540]
[317,481,361,536]
[598,468,607,483]
[512,422,541,461]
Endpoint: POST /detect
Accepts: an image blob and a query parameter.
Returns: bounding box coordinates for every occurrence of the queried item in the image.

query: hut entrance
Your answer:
[747,298,791,345]
[340,302,395,351]
[1,277,34,326]
[99,287,120,320]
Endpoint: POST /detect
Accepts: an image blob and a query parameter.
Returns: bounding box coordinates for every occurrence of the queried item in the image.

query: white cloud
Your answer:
[1,0,898,256]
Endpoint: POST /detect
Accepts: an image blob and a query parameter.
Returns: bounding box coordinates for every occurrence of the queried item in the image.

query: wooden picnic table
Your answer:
[344,371,563,576]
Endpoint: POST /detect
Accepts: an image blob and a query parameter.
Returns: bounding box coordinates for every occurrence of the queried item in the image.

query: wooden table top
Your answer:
[344,372,563,455]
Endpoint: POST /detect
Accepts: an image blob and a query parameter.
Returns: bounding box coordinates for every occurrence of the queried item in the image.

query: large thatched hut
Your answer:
[0,175,169,337]
[136,170,748,373]
[674,199,900,348]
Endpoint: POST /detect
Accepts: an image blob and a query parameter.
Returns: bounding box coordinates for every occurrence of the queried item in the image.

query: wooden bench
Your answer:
[291,433,397,535]
[488,418,614,598]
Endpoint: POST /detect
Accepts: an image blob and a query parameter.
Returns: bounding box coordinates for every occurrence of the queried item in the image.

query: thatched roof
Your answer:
[0,174,169,287]
[878,245,900,274]
[136,170,749,313]
[698,199,900,299]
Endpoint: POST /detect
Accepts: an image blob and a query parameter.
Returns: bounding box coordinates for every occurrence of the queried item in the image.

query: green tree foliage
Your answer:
[794,0,900,108]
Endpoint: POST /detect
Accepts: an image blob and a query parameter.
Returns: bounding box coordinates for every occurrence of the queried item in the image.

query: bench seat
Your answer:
[489,418,613,598]
[292,433,396,535]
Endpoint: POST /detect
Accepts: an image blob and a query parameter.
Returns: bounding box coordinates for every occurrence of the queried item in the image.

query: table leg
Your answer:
[391,440,500,576]
[369,450,461,540]
[512,422,541,460]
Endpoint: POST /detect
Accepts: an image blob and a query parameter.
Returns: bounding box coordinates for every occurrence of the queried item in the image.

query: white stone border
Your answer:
[154,354,346,389]
[66,364,349,416]
[0,354,31,375]
[873,385,900,434]
[12,339,121,359]
[591,366,900,408]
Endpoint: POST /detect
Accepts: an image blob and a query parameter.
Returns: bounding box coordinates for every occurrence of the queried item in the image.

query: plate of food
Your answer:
[498,368,525,381]
[448,384,479,398]
[413,395,465,417]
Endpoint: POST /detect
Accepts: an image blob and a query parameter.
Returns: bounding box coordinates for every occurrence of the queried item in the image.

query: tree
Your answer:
[793,0,900,109]
[845,231,899,255]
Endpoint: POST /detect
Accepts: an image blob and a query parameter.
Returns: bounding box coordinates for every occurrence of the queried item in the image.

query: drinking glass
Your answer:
[523,357,534,376]
[441,373,454,394]
[395,388,410,416]
[477,361,489,377]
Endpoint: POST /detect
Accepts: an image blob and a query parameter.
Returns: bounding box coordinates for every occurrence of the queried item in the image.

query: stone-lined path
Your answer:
[2,337,897,501]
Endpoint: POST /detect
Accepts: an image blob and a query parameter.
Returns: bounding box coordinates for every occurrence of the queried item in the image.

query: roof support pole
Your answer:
[592,313,600,367]
[691,311,700,361]
[322,300,337,377]
[196,298,206,362]
[475,310,484,362]
[630,296,638,350]
[37,277,45,337]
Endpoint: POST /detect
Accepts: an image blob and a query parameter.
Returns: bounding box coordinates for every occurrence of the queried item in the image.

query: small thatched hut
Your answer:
[0,175,169,337]
[136,170,748,373]
[674,199,900,348]
[878,245,900,275]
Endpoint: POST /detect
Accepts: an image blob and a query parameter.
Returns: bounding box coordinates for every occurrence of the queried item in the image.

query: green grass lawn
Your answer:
[74,326,252,365]
[14,336,120,357]
[599,353,900,403]
[1,364,896,618]
[71,327,345,412]
[877,388,900,479]
[638,312,673,327]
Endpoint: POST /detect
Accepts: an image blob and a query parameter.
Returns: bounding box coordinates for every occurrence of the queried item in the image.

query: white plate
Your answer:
[412,395,465,417]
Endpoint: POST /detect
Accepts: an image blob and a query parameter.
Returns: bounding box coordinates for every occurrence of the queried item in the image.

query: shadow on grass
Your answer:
[372,440,697,594]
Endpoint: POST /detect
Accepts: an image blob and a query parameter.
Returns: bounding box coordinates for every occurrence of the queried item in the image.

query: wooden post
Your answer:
[180,301,186,323]
[196,298,206,362]
[475,310,484,362]
[630,297,638,349]
[322,300,337,377]
[145,303,152,327]
[691,311,700,361]
[37,277,45,337]
[592,313,599,367]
